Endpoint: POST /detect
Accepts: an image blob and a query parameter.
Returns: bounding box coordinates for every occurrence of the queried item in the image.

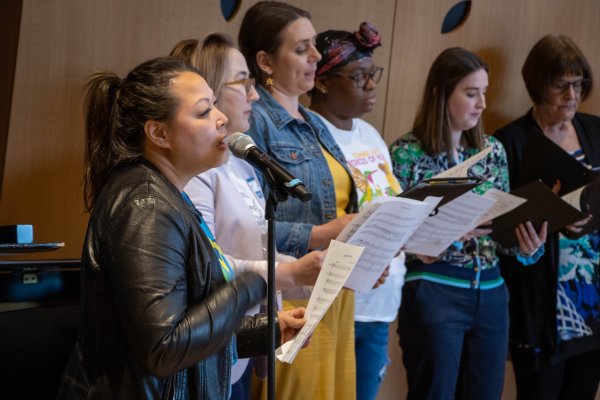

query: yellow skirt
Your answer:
[252,289,356,400]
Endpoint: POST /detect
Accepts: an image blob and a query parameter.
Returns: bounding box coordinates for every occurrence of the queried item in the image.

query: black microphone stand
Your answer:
[261,169,311,400]
[263,174,288,400]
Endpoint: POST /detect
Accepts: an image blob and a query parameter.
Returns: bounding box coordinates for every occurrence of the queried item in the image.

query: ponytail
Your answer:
[82,57,199,212]
[83,72,123,211]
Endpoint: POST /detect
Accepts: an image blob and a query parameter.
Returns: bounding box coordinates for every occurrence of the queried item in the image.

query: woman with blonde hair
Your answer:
[170,33,325,399]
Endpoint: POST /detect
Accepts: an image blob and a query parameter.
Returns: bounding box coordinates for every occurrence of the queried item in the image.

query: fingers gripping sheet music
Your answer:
[337,197,438,292]
[402,192,497,257]
[276,240,364,364]
[476,188,527,226]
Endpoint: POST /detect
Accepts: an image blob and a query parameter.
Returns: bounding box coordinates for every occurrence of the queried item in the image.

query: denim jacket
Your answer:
[247,85,358,258]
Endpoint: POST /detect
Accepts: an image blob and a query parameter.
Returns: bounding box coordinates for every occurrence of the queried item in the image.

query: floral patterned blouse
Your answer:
[389,133,510,271]
[556,149,600,343]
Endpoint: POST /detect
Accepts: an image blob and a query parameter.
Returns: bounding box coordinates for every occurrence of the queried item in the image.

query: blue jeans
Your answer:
[355,321,390,400]
[397,279,509,400]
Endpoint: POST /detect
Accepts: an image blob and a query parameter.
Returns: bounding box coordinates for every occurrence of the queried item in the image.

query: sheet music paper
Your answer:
[403,192,497,256]
[434,147,492,178]
[276,240,364,364]
[476,188,527,225]
[337,196,437,292]
[561,186,585,211]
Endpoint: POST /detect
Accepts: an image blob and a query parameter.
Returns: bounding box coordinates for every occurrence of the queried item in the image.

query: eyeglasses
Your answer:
[548,78,589,94]
[332,66,384,89]
[223,77,256,95]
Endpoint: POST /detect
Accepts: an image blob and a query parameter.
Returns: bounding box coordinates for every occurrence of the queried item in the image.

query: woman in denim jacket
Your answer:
[239,2,359,399]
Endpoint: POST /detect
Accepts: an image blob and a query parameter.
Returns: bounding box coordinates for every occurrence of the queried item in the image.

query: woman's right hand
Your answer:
[278,307,310,347]
[276,250,325,290]
[551,179,594,235]
[289,250,326,287]
[565,214,593,234]
[461,221,493,241]
[515,221,547,256]
[308,213,357,249]
[414,254,438,264]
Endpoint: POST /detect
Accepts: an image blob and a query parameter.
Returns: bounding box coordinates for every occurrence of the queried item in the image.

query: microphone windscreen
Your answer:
[225,132,255,158]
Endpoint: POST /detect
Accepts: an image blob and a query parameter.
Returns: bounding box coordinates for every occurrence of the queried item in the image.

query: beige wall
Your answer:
[2,0,599,258]
[383,0,600,144]
[1,0,599,398]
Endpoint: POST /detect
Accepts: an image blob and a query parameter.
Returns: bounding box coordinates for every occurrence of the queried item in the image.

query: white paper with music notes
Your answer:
[275,240,364,364]
[476,188,527,225]
[337,196,438,292]
[434,147,492,178]
[403,192,497,256]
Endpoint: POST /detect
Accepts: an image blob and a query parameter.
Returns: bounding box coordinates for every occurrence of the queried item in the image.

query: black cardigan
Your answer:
[494,110,600,373]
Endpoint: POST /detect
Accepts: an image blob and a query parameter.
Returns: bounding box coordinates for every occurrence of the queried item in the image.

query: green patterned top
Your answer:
[389,133,510,271]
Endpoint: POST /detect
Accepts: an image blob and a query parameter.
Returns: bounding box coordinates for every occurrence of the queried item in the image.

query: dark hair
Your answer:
[238,1,310,84]
[522,34,593,104]
[83,57,198,211]
[170,34,235,97]
[412,47,488,156]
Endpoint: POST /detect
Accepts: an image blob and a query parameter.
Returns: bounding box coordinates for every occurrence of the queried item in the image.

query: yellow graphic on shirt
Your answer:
[350,164,375,207]
[378,162,402,196]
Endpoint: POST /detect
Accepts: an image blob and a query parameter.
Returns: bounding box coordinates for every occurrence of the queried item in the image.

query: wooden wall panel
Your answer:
[2,0,600,398]
[0,0,23,200]
[1,0,229,259]
[0,0,395,259]
[383,0,600,144]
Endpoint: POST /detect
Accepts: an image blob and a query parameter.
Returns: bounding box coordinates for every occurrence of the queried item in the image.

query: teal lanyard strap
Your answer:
[181,192,235,282]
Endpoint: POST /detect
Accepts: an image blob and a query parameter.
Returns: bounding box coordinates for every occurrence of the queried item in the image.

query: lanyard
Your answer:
[224,161,269,260]
[181,192,235,282]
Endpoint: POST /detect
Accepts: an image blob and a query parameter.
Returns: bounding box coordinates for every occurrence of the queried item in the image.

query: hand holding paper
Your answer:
[276,240,364,364]
[403,192,497,257]
[337,196,437,292]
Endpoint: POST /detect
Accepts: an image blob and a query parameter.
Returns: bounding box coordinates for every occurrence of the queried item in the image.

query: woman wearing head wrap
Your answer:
[309,22,404,400]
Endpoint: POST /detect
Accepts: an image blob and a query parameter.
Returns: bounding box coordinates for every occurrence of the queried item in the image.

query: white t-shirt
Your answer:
[185,156,299,383]
[316,115,406,322]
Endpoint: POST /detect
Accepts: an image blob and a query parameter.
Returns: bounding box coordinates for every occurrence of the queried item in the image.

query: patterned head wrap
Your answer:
[315,22,381,76]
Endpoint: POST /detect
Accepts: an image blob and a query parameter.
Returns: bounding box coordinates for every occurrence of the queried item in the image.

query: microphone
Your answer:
[226,132,312,202]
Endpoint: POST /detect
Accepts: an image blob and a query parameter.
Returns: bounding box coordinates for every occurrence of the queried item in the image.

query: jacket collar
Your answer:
[255,85,318,130]
[137,157,199,214]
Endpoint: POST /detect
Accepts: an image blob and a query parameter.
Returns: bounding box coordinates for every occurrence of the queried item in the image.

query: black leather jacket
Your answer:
[58,159,269,399]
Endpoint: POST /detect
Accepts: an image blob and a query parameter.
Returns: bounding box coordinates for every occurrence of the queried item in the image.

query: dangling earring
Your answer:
[265,75,274,88]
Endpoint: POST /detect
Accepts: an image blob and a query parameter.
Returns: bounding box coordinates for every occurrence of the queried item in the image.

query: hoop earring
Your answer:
[265,76,274,88]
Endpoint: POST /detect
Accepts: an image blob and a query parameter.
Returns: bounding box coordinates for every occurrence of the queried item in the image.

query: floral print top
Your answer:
[389,133,510,271]
[556,149,600,343]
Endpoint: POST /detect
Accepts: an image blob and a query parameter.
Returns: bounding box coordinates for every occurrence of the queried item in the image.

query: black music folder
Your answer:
[517,130,600,195]
[561,179,600,237]
[491,180,587,247]
[398,176,485,208]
